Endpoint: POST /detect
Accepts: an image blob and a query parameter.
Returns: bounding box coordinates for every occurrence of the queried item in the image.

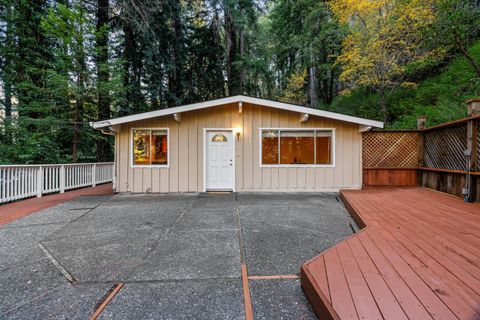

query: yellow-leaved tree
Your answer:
[280,70,308,106]
[330,0,439,122]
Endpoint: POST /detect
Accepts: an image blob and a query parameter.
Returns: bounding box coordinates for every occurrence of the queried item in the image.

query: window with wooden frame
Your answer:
[260,129,334,166]
[132,129,169,166]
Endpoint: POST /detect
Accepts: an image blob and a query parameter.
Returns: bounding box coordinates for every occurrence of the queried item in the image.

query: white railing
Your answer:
[0,162,114,204]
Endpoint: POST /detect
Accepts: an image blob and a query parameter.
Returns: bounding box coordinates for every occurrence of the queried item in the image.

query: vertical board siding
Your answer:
[178,112,189,192]
[243,105,253,190]
[188,111,198,192]
[262,108,271,189]
[253,107,262,190]
[116,103,362,193]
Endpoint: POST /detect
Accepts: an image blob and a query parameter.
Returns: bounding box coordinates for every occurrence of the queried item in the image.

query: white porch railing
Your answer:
[0,162,114,204]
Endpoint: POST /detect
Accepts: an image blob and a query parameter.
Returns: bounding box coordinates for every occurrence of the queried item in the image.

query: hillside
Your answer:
[329,41,480,129]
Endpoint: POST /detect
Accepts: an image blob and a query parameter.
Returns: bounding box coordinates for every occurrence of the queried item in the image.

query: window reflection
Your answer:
[133,130,150,165]
[280,131,314,165]
[151,130,168,164]
[262,130,279,164]
[316,132,332,165]
[261,129,332,166]
[133,129,168,166]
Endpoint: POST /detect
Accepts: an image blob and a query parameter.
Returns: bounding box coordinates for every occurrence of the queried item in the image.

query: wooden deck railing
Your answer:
[362,113,480,200]
[0,162,114,204]
[419,117,479,200]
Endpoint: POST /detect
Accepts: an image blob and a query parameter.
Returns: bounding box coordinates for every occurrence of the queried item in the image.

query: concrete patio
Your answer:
[0,192,355,319]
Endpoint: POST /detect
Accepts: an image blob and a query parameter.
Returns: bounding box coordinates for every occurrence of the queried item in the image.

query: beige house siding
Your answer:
[115,102,362,193]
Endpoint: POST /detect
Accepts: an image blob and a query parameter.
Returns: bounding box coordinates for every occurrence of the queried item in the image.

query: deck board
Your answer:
[301,187,480,320]
[307,255,330,302]
[336,241,383,320]
[348,235,409,320]
[324,249,359,320]
[358,232,433,320]
[369,194,480,273]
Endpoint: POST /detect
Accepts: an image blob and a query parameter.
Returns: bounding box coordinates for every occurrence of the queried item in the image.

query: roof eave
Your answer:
[91,95,383,129]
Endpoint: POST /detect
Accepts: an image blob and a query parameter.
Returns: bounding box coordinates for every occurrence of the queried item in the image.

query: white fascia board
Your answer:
[240,96,384,128]
[91,96,240,129]
[91,95,383,129]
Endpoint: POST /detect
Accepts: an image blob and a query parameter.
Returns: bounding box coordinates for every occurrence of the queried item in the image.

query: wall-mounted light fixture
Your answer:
[234,128,242,141]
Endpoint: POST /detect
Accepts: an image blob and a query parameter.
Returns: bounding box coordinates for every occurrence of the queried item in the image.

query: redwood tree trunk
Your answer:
[168,1,183,107]
[224,5,238,95]
[73,14,87,163]
[3,4,13,141]
[308,66,318,109]
[122,22,143,114]
[380,89,387,124]
[239,28,246,94]
[96,0,111,162]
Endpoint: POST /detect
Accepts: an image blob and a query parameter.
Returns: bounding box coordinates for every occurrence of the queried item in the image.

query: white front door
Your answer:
[206,131,234,191]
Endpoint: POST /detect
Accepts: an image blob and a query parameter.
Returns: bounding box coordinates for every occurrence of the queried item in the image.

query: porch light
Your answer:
[234,128,242,140]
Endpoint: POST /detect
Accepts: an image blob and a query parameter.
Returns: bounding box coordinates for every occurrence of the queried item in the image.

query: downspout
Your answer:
[107,126,120,193]
[464,149,472,203]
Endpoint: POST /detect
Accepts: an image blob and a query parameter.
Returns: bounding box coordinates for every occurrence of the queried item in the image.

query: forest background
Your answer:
[0,0,479,163]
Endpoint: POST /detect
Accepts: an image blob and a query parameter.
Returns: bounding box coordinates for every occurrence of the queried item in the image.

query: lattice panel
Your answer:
[424,124,467,171]
[363,132,419,168]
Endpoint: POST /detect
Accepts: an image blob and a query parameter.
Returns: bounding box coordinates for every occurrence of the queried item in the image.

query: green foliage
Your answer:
[330,41,480,128]
[1,0,480,165]
[182,3,226,102]
[281,70,308,105]
[428,0,480,76]
[270,0,345,106]
[331,0,438,121]
[0,1,64,164]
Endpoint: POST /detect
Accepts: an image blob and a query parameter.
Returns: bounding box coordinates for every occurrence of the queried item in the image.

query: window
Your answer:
[280,131,315,165]
[260,129,333,166]
[261,130,279,164]
[132,129,168,166]
[212,134,228,142]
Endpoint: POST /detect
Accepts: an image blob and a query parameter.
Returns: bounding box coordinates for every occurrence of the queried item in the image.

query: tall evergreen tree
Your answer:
[0,0,14,144]
[96,0,112,161]
[270,0,345,107]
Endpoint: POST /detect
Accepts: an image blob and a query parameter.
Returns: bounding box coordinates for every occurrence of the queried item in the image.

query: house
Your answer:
[91,96,383,193]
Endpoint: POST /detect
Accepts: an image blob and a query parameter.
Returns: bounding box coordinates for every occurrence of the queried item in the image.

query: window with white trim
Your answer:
[132,129,169,166]
[260,129,333,166]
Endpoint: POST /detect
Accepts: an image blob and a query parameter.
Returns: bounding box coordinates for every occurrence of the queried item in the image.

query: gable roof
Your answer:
[90,95,383,129]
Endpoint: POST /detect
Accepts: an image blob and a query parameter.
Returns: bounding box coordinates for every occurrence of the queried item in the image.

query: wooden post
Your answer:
[417,117,426,193]
[467,99,479,200]
[92,164,96,187]
[467,98,480,117]
[417,116,427,130]
[60,165,65,193]
[417,116,426,170]
[36,166,43,198]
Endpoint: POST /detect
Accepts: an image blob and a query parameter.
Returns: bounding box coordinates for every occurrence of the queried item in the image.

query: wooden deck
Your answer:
[301,187,480,320]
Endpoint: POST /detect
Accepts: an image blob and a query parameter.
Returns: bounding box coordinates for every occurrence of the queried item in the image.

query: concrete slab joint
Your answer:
[0,192,355,319]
